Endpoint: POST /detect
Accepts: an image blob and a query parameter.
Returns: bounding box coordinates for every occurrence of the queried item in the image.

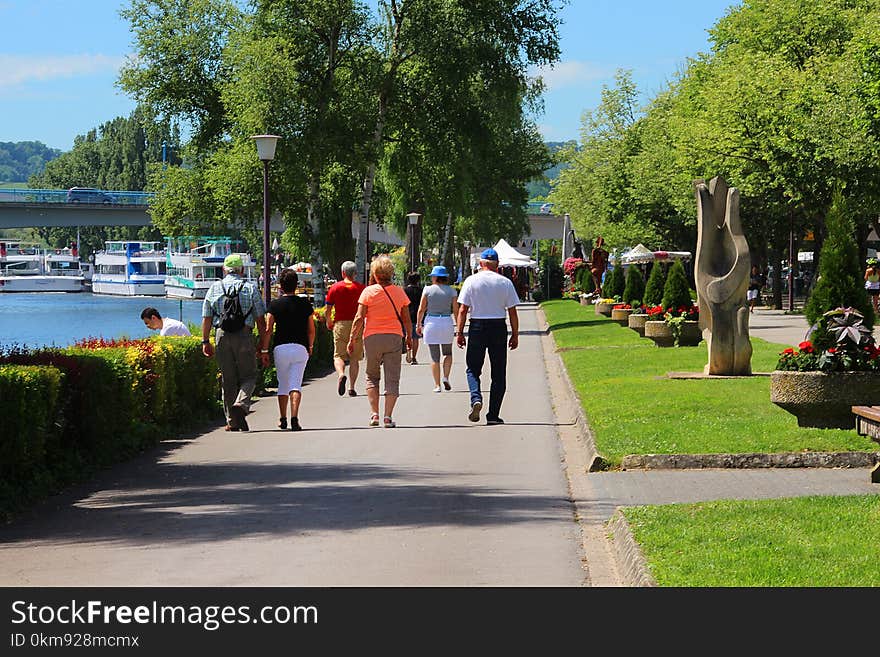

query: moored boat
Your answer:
[92,240,166,296]
[0,240,84,292]
[164,236,256,299]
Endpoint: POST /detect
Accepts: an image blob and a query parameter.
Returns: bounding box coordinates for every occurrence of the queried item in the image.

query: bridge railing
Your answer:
[0,188,155,206]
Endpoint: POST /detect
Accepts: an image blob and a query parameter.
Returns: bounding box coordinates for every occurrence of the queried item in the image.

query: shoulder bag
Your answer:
[380,285,408,352]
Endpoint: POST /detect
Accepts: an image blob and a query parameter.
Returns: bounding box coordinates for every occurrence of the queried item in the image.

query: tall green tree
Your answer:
[804,188,874,328]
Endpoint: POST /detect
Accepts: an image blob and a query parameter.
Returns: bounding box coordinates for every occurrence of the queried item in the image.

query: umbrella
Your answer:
[271,237,280,251]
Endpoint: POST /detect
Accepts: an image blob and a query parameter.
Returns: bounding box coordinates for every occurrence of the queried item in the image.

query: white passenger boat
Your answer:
[91,240,166,296]
[164,236,256,299]
[0,241,85,292]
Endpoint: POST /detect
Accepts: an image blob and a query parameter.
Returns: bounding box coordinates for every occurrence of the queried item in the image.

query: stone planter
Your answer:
[595,301,615,316]
[770,370,880,429]
[579,295,591,306]
[627,313,650,337]
[644,320,702,347]
[610,307,633,326]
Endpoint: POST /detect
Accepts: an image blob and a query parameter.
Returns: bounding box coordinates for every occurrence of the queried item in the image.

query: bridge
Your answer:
[0,189,562,244]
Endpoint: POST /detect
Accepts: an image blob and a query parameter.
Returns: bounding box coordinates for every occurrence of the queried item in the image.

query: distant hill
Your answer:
[0,141,63,183]
[527,140,577,201]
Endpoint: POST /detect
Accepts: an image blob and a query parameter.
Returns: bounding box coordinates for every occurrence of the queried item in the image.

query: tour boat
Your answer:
[164,236,256,299]
[0,241,84,293]
[91,240,167,296]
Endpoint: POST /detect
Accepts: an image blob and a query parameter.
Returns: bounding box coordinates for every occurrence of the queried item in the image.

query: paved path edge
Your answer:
[608,510,657,587]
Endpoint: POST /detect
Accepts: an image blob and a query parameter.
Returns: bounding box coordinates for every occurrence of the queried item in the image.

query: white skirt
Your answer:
[423,314,455,345]
[274,342,309,394]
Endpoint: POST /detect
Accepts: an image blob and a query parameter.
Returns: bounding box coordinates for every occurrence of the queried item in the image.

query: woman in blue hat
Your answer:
[415,265,459,392]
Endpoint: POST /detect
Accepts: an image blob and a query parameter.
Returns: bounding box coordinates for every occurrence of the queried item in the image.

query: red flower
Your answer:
[798,341,814,353]
[827,347,837,354]
[782,347,795,355]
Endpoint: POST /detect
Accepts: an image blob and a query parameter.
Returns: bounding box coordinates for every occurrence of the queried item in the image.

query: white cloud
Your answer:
[0,54,125,87]
[531,60,609,92]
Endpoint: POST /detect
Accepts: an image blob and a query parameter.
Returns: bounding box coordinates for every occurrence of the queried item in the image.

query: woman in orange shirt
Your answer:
[348,255,414,428]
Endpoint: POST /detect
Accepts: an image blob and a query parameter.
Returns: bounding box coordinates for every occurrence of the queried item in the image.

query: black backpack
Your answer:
[219,282,251,332]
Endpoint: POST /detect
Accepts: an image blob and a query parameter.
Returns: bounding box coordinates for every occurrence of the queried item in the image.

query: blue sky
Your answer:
[0,0,739,152]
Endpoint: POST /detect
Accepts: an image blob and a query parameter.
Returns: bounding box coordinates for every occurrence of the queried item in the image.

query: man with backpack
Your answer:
[201,253,269,432]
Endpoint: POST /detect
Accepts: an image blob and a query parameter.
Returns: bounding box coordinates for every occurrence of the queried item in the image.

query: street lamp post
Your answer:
[407,212,421,274]
[251,134,281,309]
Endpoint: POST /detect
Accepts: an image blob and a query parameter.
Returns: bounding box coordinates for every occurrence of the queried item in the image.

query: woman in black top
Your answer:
[260,268,315,430]
[403,272,423,364]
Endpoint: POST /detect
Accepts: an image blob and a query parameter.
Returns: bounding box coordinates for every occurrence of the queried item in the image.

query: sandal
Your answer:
[383,416,396,428]
[278,417,287,430]
[369,413,380,427]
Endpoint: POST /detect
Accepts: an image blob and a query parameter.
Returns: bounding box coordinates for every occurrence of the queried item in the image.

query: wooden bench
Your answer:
[851,406,880,483]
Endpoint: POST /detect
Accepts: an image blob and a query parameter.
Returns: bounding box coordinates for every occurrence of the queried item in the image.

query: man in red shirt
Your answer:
[325,260,366,396]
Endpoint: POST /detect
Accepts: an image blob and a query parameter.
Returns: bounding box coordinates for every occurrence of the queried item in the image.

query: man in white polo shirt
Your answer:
[456,247,519,425]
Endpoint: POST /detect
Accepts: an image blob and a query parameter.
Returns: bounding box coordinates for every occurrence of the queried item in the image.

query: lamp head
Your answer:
[251,134,281,161]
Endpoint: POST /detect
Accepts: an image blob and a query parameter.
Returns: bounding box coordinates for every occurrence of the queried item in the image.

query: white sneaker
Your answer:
[433,385,442,393]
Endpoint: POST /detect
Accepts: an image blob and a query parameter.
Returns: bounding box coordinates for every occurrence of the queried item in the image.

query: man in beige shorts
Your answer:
[325,260,365,396]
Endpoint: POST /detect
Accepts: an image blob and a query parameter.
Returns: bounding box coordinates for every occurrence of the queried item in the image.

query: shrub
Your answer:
[604,263,625,300]
[623,265,645,307]
[804,189,874,330]
[538,253,564,299]
[661,260,693,311]
[643,262,666,306]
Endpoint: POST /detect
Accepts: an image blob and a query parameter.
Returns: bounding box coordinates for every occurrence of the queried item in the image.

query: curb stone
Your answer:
[608,509,656,587]
[621,452,880,470]
[542,311,609,472]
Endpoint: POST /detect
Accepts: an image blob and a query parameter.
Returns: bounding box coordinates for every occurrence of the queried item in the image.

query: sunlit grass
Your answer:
[622,496,880,586]
[542,299,874,466]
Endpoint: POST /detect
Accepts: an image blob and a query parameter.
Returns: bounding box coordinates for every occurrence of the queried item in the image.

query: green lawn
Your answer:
[622,495,880,586]
[542,299,874,466]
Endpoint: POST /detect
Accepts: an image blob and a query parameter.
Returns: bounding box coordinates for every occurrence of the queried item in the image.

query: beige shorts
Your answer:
[364,333,403,396]
[333,320,363,361]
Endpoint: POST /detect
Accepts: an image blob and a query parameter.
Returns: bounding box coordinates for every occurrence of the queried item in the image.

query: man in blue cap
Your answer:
[455,247,520,425]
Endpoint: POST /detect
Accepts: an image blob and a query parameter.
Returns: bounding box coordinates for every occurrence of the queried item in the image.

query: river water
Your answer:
[0,292,206,350]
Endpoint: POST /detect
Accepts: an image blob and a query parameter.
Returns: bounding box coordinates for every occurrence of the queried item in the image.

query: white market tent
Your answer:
[492,238,538,268]
[619,243,692,265]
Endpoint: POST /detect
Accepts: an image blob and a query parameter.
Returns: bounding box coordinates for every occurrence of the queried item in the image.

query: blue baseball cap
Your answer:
[430,265,449,278]
[480,248,499,261]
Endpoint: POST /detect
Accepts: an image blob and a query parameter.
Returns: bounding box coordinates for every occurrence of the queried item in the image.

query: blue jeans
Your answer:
[465,318,508,419]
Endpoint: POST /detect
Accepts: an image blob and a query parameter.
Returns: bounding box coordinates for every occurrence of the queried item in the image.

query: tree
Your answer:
[804,188,874,329]
[661,259,693,311]
[643,262,666,306]
[0,142,61,182]
[623,264,645,307]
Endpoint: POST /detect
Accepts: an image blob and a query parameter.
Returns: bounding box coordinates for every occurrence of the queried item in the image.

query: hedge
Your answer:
[0,336,221,521]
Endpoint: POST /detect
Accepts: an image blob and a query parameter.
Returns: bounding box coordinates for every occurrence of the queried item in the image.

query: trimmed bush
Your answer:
[539,253,564,300]
[643,262,666,306]
[604,262,625,299]
[804,189,874,330]
[623,265,645,307]
[0,337,221,521]
[661,260,693,311]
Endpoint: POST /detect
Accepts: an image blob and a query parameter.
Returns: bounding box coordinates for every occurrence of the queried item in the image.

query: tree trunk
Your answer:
[307,175,325,306]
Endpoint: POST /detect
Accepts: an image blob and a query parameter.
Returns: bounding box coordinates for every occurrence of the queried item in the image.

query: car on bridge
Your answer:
[66,187,117,204]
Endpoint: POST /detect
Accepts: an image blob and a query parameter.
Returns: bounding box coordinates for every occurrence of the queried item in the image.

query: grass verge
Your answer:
[622,495,880,586]
[541,298,874,467]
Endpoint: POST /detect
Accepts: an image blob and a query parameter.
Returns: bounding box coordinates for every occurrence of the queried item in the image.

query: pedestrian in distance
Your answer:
[747,265,765,314]
[260,268,315,431]
[325,260,365,397]
[201,253,268,432]
[347,255,413,428]
[456,247,520,425]
[866,258,880,314]
[415,265,459,392]
[403,272,424,365]
[140,307,191,336]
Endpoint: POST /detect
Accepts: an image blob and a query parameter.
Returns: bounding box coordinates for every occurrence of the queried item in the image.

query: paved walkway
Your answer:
[0,303,877,587]
[0,304,585,586]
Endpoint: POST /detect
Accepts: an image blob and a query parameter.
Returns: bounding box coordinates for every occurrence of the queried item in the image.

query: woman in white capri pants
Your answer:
[260,268,315,431]
[415,265,459,392]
